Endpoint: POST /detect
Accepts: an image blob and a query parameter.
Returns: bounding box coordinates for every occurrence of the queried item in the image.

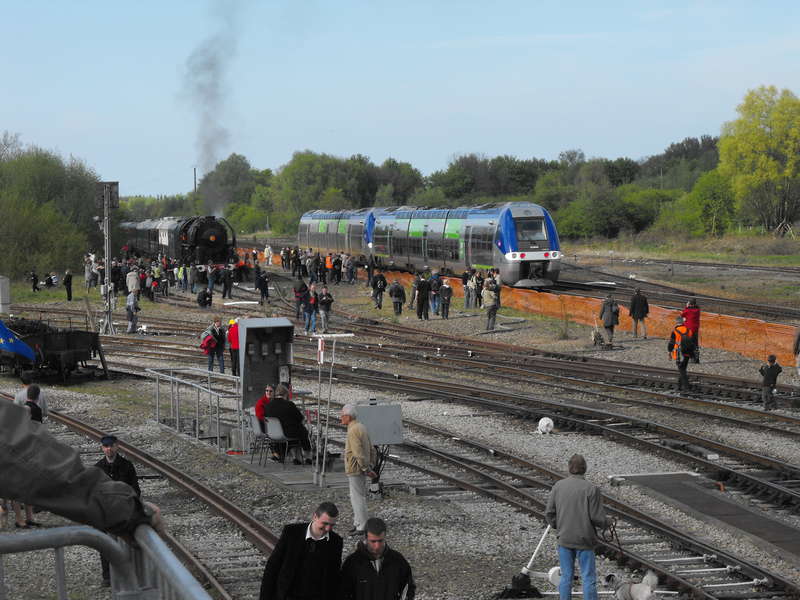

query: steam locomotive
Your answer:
[120,216,237,266]
[298,201,560,286]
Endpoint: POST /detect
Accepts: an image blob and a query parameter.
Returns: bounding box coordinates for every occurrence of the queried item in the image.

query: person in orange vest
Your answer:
[668,315,696,392]
[325,253,334,283]
[681,298,701,364]
[227,318,240,376]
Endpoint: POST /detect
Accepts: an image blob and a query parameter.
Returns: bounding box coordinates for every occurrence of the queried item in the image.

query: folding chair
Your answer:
[248,414,268,465]
[264,418,301,467]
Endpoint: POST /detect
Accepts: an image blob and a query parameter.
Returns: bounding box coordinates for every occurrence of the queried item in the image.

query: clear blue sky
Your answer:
[3,1,798,196]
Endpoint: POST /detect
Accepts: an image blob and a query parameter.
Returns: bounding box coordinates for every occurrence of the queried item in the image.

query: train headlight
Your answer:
[520,253,526,258]
[552,251,559,258]
[544,252,550,258]
[209,235,217,242]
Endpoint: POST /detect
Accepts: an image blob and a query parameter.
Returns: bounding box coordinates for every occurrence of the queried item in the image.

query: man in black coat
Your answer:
[260,502,343,600]
[339,517,415,600]
[263,383,312,464]
[63,269,73,301]
[95,435,141,585]
[415,276,430,321]
[628,288,649,339]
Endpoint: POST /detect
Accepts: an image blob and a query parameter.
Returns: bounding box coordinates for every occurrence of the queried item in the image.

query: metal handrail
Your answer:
[0,525,212,600]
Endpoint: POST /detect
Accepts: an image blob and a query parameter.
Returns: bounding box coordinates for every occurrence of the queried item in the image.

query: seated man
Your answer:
[196,288,212,308]
[263,383,312,465]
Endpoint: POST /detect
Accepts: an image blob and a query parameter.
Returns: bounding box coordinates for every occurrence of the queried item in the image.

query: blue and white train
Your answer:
[298,201,561,287]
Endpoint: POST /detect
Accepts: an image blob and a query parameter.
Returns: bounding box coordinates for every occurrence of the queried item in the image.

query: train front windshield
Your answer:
[515,218,547,242]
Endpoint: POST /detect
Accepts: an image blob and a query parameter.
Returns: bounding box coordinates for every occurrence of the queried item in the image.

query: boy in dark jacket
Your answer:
[339,517,415,600]
[388,280,406,316]
[759,355,782,411]
[439,280,453,319]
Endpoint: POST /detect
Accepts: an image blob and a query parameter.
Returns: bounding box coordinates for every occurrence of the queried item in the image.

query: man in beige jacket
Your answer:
[341,404,377,536]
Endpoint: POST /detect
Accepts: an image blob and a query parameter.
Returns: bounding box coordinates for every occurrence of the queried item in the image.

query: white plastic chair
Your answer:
[264,418,301,467]
[248,413,268,465]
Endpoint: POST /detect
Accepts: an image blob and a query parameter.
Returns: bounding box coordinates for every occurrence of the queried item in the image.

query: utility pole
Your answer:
[194,167,197,195]
[96,182,119,335]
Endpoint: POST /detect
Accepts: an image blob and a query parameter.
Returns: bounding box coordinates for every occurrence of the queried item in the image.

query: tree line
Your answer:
[1,86,798,279]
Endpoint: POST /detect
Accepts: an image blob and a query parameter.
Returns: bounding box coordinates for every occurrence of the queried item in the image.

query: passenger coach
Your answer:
[298,202,560,286]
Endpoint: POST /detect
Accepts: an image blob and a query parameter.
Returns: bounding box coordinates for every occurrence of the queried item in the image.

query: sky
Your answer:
[3,1,799,196]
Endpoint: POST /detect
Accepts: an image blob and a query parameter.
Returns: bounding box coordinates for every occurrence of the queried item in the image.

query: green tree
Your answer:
[373,183,396,206]
[532,170,576,213]
[0,192,87,278]
[688,170,735,236]
[719,86,800,234]
[378,158,423,204]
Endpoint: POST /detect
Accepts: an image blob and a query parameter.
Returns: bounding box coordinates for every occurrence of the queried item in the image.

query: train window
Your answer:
[516,218,547,241]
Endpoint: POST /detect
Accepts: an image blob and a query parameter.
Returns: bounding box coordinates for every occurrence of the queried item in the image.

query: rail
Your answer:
[0,525,211,600]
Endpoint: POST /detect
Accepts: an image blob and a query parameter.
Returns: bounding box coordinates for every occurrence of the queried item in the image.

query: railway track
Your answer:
[86,335,800,520]
[89,350,800,598]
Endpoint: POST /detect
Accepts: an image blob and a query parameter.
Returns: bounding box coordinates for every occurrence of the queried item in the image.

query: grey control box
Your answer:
[355,403,404,445]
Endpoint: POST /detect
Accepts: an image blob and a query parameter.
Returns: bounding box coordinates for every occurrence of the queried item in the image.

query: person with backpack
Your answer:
[388,280,406,316]
[598,294,620,346]
[371,270,387,310]
[668,315,696,392]
[681,298,701,363]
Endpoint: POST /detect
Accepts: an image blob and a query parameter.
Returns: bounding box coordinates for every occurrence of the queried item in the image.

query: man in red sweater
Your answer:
[227,319,240,376]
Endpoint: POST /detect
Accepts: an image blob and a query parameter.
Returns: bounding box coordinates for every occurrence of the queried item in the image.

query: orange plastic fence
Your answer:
[394,270,795,365]
[236,249,796,365]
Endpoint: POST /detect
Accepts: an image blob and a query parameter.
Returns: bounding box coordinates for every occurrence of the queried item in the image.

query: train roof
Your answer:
[120,217,189,231]
[299,201,549,221]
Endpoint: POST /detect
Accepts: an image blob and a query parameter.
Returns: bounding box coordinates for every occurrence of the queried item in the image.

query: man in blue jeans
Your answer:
[545,454,609,600]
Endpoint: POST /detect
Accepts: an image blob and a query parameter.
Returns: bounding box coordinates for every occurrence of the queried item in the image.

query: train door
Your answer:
[422,224,429,262]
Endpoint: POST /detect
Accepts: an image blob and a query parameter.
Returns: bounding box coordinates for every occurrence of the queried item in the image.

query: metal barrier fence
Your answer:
[148,367,243,452]
[0,525,212,600]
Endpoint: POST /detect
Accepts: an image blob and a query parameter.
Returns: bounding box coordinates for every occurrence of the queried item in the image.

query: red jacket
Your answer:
[680,307,700,335]
[227,323,240,350]
[254,393,271,421]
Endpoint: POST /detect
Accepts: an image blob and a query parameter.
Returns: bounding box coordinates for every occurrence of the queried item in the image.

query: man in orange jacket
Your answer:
[668,316,696,392]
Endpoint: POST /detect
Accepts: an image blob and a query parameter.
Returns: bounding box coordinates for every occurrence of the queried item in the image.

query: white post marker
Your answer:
[310,332,354,487]
[317,338,325,365]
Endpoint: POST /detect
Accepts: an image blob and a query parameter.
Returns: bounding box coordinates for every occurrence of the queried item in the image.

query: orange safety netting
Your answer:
[236,252,796,365]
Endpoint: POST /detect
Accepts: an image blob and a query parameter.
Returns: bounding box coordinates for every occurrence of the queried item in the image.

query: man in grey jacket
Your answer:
[545,454,609,600]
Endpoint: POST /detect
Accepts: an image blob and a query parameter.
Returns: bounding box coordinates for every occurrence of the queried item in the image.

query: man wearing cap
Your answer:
[341,404,377,536]
[95,436,141,585]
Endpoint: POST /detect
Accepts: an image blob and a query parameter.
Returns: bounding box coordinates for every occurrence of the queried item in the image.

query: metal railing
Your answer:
[148,367,242,452]
[0,525,212,600]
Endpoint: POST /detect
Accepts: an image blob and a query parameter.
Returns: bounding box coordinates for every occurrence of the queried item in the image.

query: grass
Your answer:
[567,233,800,266]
